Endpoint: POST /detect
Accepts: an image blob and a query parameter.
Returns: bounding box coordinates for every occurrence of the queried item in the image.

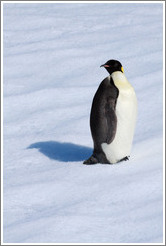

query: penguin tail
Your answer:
[83,155,98,165]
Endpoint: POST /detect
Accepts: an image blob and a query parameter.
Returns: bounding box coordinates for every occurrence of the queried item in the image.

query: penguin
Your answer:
[83,59,137,164]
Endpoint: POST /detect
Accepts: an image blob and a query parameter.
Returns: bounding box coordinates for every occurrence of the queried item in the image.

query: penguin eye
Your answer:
[121,66,124,73]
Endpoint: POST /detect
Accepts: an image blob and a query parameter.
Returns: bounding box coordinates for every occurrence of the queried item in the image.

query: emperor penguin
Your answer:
[84,59,137,164]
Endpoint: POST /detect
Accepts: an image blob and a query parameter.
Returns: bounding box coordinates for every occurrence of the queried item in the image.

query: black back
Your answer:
[90,76,119,154]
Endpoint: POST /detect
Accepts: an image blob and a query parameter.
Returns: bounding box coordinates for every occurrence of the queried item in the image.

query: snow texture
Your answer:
[3,2,164,244]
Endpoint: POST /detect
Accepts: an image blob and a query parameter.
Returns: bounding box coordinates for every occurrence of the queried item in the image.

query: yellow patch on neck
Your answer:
[121,66,124,73]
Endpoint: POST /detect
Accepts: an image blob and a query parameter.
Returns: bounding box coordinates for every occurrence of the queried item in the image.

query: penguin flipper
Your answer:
[105,97,117,144]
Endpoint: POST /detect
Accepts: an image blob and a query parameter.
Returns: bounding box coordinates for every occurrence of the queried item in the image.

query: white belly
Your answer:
[101,72,137,164]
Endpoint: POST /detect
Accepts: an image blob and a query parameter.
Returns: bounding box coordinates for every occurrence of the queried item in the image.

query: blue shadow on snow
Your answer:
[28,141,92,162]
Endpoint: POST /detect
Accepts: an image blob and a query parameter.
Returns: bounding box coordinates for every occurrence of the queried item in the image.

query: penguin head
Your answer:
[100,59,124,75]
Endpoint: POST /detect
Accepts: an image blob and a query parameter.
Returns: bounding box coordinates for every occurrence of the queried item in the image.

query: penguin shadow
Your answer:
[28,141,93,162]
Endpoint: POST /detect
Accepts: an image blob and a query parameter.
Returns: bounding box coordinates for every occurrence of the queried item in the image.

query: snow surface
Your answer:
[3,2,164,244]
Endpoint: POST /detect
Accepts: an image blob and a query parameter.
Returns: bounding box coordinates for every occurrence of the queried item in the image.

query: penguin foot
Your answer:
[119,156,130,162]
[83,155,98,165]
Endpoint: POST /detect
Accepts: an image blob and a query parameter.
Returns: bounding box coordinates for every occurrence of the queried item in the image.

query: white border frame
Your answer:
[1,1,165,245]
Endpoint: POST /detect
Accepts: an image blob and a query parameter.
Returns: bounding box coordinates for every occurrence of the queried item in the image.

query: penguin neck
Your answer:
[111,71,131,90]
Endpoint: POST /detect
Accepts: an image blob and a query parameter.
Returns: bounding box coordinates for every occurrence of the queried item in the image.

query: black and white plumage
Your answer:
[84,59,137,165]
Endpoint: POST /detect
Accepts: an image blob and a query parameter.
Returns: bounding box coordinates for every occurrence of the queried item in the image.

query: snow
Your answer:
[2,2,164,244]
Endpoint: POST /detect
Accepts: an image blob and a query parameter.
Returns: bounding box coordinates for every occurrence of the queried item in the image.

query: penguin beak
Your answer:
[100,64,110,67]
